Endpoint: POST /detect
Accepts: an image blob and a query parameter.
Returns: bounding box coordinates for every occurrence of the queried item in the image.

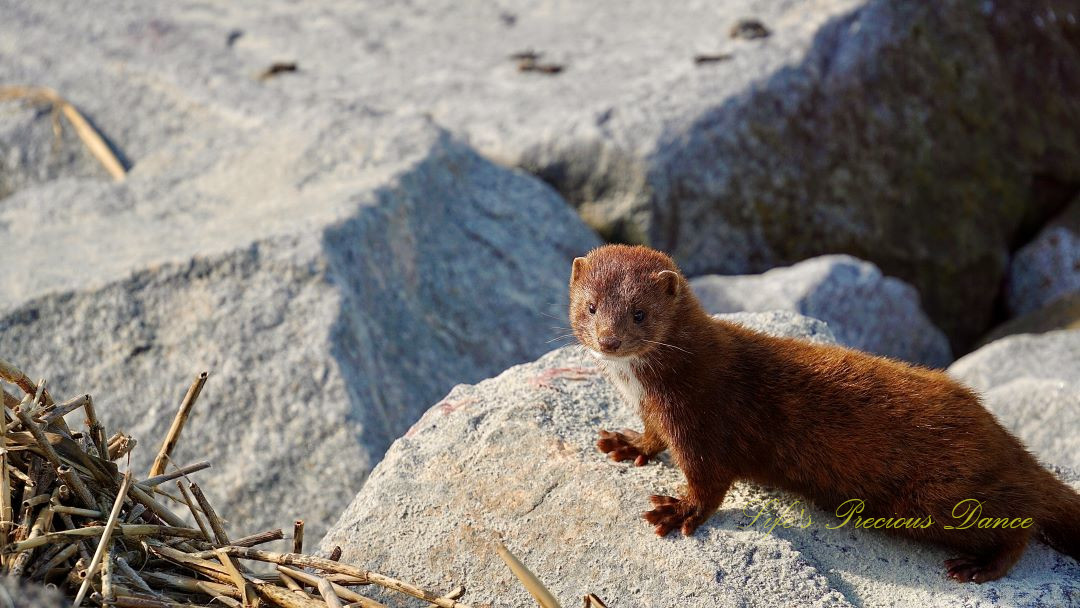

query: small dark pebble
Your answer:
[694,53,734,65]
[499,11,517,27]
[257,61,299,81]
[730,18,771,40]
[226,29,244,46]
[512,52,564,75]
[509,49,541,61]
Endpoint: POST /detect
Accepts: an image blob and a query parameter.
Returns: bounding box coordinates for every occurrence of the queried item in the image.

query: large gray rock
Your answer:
[5,0,1077,350]
[691,255,952,367]
[322,312,1079,608]
[1005,197,1080,317]
[0,108,600,542]
[949,330,1080,471]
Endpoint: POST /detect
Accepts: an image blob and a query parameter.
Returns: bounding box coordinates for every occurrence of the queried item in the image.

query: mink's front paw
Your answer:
[643,495,710,537]
[596,428,652,466]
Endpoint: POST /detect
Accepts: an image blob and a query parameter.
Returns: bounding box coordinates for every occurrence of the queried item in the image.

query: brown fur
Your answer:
[570,244,1080,583]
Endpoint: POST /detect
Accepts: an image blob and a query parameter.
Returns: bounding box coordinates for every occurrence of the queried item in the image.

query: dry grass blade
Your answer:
[496,542,561,608]
[148,372,208,478]
[0,86,126,181]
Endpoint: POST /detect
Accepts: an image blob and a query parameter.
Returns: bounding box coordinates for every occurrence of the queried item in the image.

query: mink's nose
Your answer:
[599,336,622,353]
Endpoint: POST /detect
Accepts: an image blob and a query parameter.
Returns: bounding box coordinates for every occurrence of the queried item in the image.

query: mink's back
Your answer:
[696,320,1050,538]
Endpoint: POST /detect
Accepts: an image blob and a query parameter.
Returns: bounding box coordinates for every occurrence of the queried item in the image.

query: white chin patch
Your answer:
[595,353,644,408]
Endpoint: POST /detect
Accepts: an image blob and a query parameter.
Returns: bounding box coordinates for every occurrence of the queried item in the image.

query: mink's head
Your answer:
[569,244,686,359]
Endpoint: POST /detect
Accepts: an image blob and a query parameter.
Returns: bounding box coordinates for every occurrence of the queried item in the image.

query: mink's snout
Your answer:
[599,336,623,353]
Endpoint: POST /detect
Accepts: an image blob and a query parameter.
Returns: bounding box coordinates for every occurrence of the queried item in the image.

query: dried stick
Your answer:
[293,519,304,554]
[115,556,163,599]
[0,358,40,397]
[188,481,229,544]
[496,543,561,608]
[196,547,474,608]
[31,541,78,579]
[16,407,96,510]
[9,489,57,577]
[0,394,11,557]
[316,575,344,608]
[217,548,253,607]
[39,393,89,425]
[148,372,208,478]
[73,471,131,607]
[101,541,115,602]
[51,505,103,518]
[234,528,284,548]
[111,597,190,608]
[0,86,126,181]
[250,580,326,608]
[140,461,211,488]
[278,566,387,608]
[128,483,189,528]
[175,480,212,542]
[141,570,241,600]
[82,394,108,461]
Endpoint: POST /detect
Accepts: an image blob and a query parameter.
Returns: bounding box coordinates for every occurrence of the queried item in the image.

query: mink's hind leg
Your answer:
[944,533,1030,583]
[597,428,665,466]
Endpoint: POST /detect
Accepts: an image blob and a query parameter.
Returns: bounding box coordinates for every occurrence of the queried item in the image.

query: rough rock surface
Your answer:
[690,255,951,367]
[949,330,1080,471]
[949,330,1080,395]
[5,0,1078,350]
[0,109,600,542]
[0,102,103,200]
[0,579,66,608]
[322,312,1080,608]
[1006,197,1080,317]
[978,292,1080,347]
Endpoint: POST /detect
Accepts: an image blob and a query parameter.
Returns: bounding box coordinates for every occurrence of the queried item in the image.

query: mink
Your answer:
[569,244,1080,583]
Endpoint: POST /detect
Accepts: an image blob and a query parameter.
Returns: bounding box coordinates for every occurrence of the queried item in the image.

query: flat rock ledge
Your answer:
[322,313,1080,608]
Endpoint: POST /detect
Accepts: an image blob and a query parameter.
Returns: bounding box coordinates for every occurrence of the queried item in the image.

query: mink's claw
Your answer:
[596,428,652,465]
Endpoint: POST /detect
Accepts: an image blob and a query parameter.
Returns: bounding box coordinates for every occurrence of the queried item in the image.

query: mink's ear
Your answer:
[571,257,588,284]
[655,270,681,296]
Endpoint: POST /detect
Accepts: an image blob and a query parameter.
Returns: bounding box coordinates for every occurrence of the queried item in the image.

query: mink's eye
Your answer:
[633,309,646,324]
[588,303,597,314]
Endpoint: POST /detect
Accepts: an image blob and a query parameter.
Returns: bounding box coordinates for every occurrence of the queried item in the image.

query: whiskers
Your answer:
[642,339,692,355]
[546,333,578,345]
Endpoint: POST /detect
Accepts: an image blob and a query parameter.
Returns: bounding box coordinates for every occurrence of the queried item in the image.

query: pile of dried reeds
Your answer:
[0,359,477,608]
